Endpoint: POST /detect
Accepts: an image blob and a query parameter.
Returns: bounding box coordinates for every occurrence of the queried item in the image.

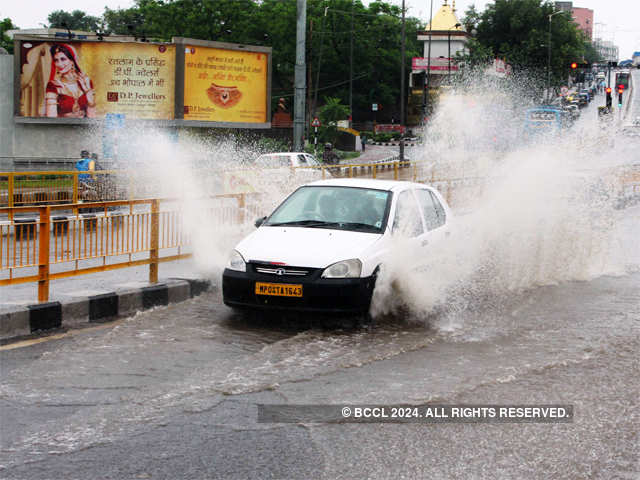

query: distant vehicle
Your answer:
[596,72,606,80]
[563,104,580,121]
[524,106,566,137]
[222,178,453,322]
[576,93,589,108]
[579,90,591,102]
[254,152,320,169]
[615,71,630,89]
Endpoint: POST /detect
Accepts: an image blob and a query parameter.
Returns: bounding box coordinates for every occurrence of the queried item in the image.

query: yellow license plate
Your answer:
[255,282,303,297]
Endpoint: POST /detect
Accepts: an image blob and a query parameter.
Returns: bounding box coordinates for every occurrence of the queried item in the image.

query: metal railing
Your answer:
[0,193,257,302]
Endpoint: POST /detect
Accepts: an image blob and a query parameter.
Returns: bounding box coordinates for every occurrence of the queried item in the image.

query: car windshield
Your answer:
[264,185,391,233]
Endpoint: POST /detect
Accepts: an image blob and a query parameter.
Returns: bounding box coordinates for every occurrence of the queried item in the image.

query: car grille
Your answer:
[251,262,315,277]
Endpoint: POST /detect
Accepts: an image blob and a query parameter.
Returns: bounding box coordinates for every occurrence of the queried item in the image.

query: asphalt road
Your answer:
[1,270,639,479]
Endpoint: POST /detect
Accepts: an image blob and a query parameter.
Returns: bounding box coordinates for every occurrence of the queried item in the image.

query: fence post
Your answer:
[38,206,51,302]
[394,162,399,180]
[237,193,245,225]
[8,173,14,221]
[149,199,159,284]
[373,164,377,179]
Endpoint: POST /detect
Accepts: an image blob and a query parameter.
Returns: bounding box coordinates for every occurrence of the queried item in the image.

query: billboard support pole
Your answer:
[294,0,307,151]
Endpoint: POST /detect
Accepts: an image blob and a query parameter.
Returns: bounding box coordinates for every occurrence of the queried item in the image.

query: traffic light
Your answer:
[570,62,578,70]
[606,87,612,108]
[617,84,625,93]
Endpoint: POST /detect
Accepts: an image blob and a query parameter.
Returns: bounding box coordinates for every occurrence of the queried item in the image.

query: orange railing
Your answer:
[0,193,258,302]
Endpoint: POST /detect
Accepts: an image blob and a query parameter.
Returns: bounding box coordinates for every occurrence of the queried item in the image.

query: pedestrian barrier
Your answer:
[0,193,258,303]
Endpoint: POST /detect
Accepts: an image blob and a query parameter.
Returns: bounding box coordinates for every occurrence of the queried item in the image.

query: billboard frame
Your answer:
[173,37,272,129]
[12,35,272,129]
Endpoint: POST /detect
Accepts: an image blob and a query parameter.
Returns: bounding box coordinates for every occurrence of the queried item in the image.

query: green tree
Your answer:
[471,0,585,89]
[317,96,350,144]
[48,10,101,32]
[0,18,18,54]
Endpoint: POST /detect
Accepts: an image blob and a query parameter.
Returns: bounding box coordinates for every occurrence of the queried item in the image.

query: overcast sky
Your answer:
[2,0,638,58]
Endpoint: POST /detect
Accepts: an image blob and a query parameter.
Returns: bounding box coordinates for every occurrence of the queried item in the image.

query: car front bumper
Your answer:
[222,268,376,315]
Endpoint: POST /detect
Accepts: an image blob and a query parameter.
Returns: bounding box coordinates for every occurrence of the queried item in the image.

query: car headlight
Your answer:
[227,250,246,272]
[321,259,362,278]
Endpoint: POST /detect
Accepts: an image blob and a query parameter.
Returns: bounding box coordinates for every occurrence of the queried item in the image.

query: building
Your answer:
[633,52,640,67]
[554,2,594,40]
[409,0,470,124]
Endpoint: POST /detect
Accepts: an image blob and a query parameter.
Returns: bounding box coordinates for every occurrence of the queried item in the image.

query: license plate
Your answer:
[255,282,303,297]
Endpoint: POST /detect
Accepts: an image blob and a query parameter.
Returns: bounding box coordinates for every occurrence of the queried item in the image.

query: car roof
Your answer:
[306,177,426,192]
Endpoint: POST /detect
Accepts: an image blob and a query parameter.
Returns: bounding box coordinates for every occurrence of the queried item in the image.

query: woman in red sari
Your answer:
[45,44,96,118]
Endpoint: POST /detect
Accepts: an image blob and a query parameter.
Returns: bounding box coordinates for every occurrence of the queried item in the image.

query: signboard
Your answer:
[374,124,406,134]
[18,40,176,119]
[372,103,378,111]
[183,45,268,123]
[311,117,320,127]
[412,57,458,71]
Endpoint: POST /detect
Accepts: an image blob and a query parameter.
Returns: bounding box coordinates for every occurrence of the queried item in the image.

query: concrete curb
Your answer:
[0,277,214,343]
[371,142,422,147]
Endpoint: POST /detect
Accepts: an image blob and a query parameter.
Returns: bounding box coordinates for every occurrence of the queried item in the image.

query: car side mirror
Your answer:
[255,216,267,228]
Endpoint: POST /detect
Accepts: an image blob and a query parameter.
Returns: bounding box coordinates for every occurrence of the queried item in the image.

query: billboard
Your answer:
[183,45,268,123]
[18,40,176,120]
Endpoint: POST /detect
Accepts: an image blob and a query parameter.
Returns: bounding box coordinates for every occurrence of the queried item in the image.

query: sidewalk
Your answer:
[1,257,215,342]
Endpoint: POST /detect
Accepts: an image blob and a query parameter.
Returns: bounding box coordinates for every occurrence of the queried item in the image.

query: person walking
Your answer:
[76,150,96,201]
[361,134,367,152]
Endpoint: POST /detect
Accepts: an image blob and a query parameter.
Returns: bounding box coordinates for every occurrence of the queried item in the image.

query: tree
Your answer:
[470,0,586,89]
[0,18,18,54]
[317,96,350,144]
[48,10,101,32]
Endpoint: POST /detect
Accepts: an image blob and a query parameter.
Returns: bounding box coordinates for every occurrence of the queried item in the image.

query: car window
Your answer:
[297,154,308,166]
[414,188,441,231]
[392,190,424,237]
[265,185,391,233]
[255,155,291,168]
[429,191,446,226]
[305,154,318,166]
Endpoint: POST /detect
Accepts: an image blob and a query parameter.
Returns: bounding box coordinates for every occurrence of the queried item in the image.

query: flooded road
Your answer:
[1,270,638,479]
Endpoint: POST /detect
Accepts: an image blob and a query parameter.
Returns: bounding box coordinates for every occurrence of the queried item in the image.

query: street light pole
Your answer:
[547,10,562,102]
[400,0,405,162]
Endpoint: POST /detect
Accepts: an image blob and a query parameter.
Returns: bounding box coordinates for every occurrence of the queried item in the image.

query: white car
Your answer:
[254,152,320,168]
[222,178,452,320]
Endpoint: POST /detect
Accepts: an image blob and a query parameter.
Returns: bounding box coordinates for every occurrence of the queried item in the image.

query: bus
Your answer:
[523,106,565,137]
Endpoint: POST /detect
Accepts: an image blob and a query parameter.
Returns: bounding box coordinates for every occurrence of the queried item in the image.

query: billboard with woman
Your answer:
[19,40,176,120]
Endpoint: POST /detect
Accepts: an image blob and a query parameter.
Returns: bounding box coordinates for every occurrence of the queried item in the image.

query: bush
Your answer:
[391,132,402,140]
[375,133,392,143]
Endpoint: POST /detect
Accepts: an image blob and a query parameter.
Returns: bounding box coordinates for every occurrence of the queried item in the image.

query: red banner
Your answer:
[374,124,406,134]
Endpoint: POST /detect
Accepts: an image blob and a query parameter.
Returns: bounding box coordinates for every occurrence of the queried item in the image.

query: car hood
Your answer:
[236,226,383,268]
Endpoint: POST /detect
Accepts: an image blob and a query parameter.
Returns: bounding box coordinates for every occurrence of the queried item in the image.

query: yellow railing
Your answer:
[0,170,127,209]
[0,193,254,302]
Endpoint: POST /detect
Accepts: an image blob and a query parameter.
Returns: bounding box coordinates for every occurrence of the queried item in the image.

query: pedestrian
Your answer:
[76,150,95,182]
[76,150,96,201]
[361,134,367,152]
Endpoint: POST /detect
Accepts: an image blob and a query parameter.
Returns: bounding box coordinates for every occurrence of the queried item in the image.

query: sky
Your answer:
[2,0,639,58]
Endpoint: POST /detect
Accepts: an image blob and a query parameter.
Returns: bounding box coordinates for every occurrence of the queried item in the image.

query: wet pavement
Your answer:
[1,270,638,479]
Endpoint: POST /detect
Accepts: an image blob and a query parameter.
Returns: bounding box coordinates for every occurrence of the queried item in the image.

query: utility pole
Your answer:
[547,10,562,102]
[423,0,434,126]
[349,0,354,128]
[399,0,405,161]
[293,0,307,151]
